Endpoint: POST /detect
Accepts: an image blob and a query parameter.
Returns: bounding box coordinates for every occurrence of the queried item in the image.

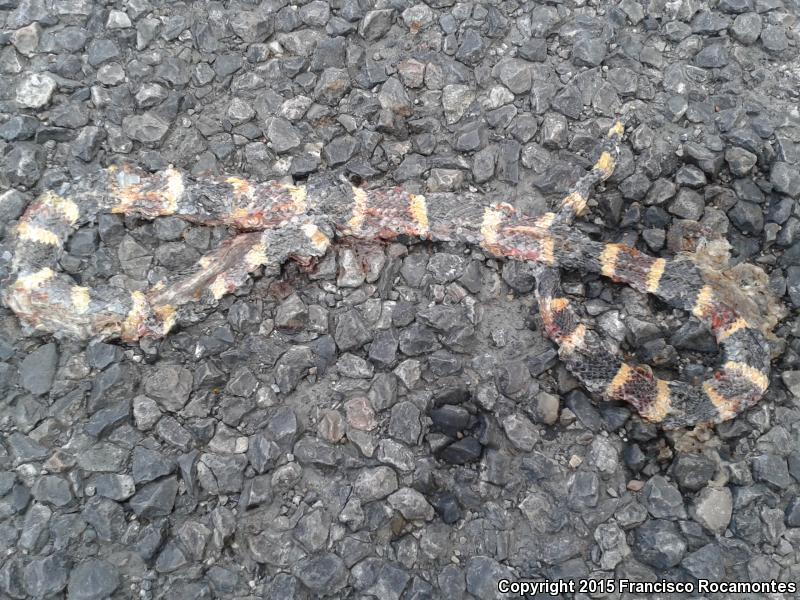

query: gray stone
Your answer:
[730,12,761,44]
[129,476,178,518]
[761,25,788,53]
[465,556,513,600]
[572,35,606,67]
[389,401,422,444]
[32,475,73,507]
[493,58,531,94]
[379,77,412,116]
[691,486,732,533]
[275,346,315,393]
[106,9,131,28]
[501,413,539,452]
[694,44,729,68]
[437,437,482,464]
[335,310,373,352]
[568,471,599,510]
[594,522,630,569]
[133,396,161,430]
[2,142,44,187]
[267,117,301,153]
[771,162,800,198]
[441,84,474,125]
[20,343,58,395]
[359,9,394,41]
[672,453,716,491]
[354,466,398,502]
[643,475,686,519]
[388,487,434,521]
[786,497,800,527]
[198,453,247,494]
[82,496,125,542]
[0,115,38,141]
[634,520,687,569]
[143,365,192,412]
[19,502,51,552]
[72,126,105,162]
[323,134,358,166]
[123,112,170,145]
[92,474,135,501]
[16,72,56,108]
[11,22,41,56]
[132,446,176,484]
[230,10,273,42]
[682,543,725,581]
[728,200,764,234]
[226,98,255,126]
[24,554,69,598]
[752,454,792,489]
[292,553,347,594]
[314,68,351,105]
[87,38,120,66]
[668,188,704,220]
[67,559,119,600]
[455,28,485,66]
[725,147,757,175]
[8,432,48,464]
[154,539,188,573]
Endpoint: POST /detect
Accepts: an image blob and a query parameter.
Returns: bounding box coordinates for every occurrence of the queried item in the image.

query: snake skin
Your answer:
[2,121,773,429]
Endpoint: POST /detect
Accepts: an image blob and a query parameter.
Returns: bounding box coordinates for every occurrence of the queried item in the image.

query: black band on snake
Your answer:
[2,120,773,429]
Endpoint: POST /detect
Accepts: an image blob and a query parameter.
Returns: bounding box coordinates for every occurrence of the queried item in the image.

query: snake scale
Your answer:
[2,120,773,429]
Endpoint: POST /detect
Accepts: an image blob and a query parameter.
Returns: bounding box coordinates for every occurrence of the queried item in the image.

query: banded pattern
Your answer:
[1,120,774,429]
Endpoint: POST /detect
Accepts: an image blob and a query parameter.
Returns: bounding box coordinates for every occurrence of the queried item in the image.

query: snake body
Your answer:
[2,121,772,429]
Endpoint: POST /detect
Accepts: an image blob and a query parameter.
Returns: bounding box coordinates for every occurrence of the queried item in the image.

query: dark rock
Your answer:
[2,142,44,187]
[132,446,176,484]
[752,454,792,489]
[786,496,800,527]
[465,556,514,599]
[129,476,178,518]
[668,188,704,220]
[31,475,73,507]
[0,115,38,140]
[672,454,716,491]
[335,310,373,352]
[634,520,687,569]
[572,35,606,67]
[436,437,482,464]
[197,453,247,494]
[398,323,440,355]
[368,329,398,367]
[142,366,190,415]
[87,38,120,67]
[122,112,170,145]
[432,492,462,524]
[455,29,485,66]
[771,162,800,198]
[293,553,347,594]
[23,554,69,598]
[761,25,788,53]
[694,44,728,68]
[67,559,119,600]
[82,496,126,542]
[681,543,725,581]
[275,346,315,394]
[568,471,599,510]
[19,343,58,395]
[730,13,761,45]
[728,200,764,234]
[314,68,351,105]
[642,475,686,519]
